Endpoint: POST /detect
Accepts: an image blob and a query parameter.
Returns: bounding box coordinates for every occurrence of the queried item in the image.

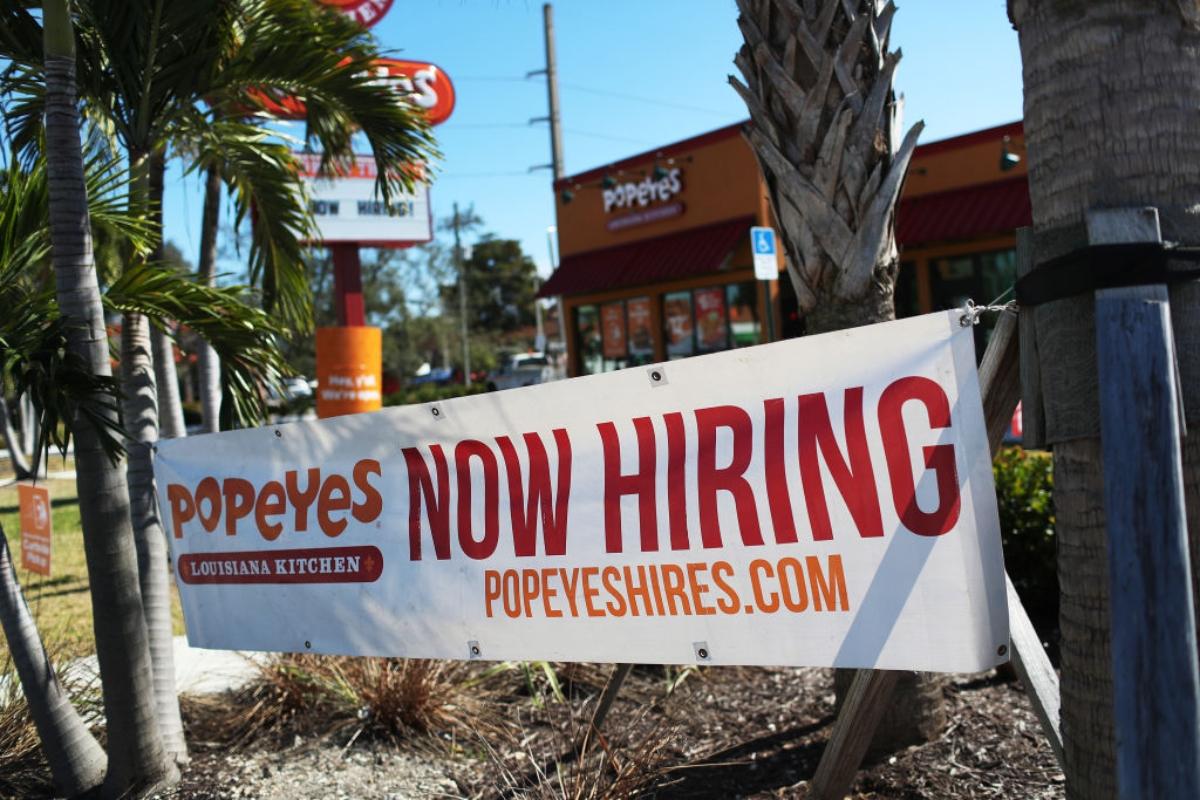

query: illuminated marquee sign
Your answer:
[296,153,431,246]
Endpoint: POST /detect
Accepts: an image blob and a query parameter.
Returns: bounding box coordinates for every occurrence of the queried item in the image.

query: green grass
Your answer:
[1,458,185,663]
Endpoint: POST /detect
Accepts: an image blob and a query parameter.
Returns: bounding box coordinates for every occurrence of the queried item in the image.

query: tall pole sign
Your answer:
[302,0,458,418]
[317,0,394,28]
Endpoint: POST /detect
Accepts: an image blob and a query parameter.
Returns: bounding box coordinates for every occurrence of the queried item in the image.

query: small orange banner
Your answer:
[18,484,51,576]
[316,326,383,418]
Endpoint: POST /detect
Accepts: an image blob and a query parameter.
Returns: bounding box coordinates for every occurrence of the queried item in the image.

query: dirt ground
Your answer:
[166,664,1063,799]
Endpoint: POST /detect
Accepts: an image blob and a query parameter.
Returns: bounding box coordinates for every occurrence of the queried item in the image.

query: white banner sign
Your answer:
[155,312,1008,672]
[297,153,431,246]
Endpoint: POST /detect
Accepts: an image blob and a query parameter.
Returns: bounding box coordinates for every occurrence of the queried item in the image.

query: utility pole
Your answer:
[452,202,470,384]
[543,3,564,180]
[528,3,564,179]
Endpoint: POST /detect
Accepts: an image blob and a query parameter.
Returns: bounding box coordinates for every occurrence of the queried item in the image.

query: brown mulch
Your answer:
[8,662,1064,799]
[448,665,1064,799]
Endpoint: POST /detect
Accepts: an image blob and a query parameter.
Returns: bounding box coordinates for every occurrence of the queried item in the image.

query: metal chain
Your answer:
[959,298,1019,327]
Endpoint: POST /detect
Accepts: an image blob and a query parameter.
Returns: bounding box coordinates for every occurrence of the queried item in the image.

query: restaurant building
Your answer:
[539,120,1030,377]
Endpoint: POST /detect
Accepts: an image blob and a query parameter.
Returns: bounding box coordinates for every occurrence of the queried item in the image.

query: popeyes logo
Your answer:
[247,58,456,126]
[166,459,384,585]
[317,0,393,29]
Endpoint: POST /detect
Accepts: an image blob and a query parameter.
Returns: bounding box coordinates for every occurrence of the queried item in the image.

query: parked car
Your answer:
[487,352,552,392]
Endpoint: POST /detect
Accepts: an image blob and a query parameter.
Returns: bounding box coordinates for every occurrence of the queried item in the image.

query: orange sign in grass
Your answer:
[18,483,51,576]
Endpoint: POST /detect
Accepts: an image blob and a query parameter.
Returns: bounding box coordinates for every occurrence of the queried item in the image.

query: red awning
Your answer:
[538,216,754,298]
[896,175,1031,247]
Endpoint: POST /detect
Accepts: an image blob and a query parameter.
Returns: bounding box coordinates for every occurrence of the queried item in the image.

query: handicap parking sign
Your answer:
[751,226,777,280]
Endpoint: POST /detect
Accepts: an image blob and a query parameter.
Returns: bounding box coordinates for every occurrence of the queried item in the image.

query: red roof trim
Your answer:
[911,121,1024,159]
[554,121,749,190]
[555,120,1025,192]
[897,174,1031,247]
[538,215,755,298]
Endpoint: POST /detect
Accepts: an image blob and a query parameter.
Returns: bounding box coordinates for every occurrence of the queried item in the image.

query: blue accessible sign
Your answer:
[751,226,778,280]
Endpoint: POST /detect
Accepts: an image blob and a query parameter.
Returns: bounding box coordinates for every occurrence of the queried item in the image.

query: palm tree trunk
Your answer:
[148,152,187,441]
[0,521,106,796]
[0,396,33,480]
[120,311,189,765]
[733,0,943,753]
[1009,2,1200,797]
[197,164,222,434]
[42,2,177,793]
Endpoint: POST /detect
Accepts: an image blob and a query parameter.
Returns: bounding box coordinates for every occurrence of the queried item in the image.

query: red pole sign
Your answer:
[246,59,455,127]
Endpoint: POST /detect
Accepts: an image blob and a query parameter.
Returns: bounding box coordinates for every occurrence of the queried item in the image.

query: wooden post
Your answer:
[1092,208,1200,799]
[810,312,1067,797]
[1006,573,1063,767]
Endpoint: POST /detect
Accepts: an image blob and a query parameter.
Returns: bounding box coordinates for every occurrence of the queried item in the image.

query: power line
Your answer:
[435,171,541,179]
[558,82,732,118]
[454,76,735,119]
[562,127,656,146]
[444,122,655,146]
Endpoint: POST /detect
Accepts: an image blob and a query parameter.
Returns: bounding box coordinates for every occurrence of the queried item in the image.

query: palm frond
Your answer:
[178,113,315,331]
[103,263,292,427]
[215,0,439,203]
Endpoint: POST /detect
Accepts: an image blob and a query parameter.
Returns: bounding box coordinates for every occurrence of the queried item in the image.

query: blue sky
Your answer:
[161,1,1024,282]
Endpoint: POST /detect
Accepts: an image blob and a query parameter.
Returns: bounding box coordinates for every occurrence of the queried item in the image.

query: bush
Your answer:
[383,382,486,408]
[993,447,1057,651]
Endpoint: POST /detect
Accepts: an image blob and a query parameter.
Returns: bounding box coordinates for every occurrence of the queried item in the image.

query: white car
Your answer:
[487,353,552,392]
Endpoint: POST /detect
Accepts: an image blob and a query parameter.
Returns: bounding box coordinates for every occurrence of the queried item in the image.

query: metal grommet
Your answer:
[693,641,711,662]
[647,367,668,387]
[274,429,283,438]
[468,640,481,659]
[304,640,312,650]
[997,643,1008,657]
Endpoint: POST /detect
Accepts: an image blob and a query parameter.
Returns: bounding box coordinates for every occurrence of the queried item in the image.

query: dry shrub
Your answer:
[473,698,681,800]
[0,666,49,800]
[184,654,510,752]
[0,651,102,800]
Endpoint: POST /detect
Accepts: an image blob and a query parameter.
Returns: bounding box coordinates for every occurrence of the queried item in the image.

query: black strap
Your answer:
[1015,243,1200,307]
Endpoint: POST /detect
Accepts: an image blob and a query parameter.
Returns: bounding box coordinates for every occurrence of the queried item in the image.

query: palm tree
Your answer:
[1009,2,1200,797]
[0,152,136,798]
[730,0,940,754]
[5,0,437,767]
[0,522,106,797]
[40,0,177,792]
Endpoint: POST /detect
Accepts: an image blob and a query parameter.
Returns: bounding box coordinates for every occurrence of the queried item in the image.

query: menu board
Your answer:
[627,297,655,358]
[663,291,694,358]
[694,287,728,352]
[601,302,627,359]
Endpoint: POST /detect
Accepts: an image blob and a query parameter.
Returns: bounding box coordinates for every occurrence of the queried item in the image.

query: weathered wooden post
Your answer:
[1090,208,1200,799]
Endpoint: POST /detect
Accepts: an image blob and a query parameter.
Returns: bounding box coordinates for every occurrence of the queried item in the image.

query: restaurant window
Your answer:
[625,296,655,366]
[726,282,761,347]
[661,284,752,360]
[663,291,695,360]
[575,304,603,375]
[693,287,729,353]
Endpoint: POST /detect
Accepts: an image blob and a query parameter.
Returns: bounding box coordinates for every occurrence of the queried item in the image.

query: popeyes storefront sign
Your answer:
[603,167,685,232]
[155,312,1008,671]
